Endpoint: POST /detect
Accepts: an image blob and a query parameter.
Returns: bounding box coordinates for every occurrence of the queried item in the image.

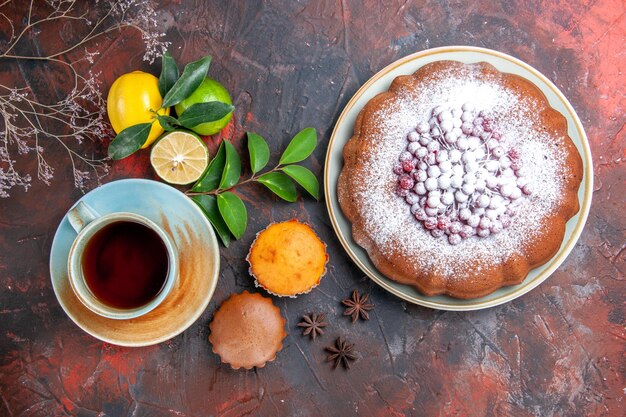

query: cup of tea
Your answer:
[67,201,179,320]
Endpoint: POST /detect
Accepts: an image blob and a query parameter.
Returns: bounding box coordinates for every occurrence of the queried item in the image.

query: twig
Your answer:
[185,165,284,196]
[0,0,170,197]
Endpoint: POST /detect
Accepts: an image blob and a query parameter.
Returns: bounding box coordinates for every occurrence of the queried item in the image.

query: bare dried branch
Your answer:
[0,0,170,197]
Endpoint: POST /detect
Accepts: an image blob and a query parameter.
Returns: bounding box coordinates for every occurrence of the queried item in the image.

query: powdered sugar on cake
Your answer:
[393,103,531,244]
[352,66,567,280]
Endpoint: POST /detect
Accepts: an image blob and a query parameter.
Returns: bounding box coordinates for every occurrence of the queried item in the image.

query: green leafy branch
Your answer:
[107,52,234,160]
[187,128,319,247]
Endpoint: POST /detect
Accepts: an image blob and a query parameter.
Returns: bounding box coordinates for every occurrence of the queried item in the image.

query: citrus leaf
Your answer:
[191,194,231,247]
[107,123,152,160]
[279,127,317,165]
[216,192,247,239]
[247,132,270,174]
[158,51,179,97]
[191,142,225,192]
[281,165,319,200]
[178,102,234,129]
[219,141,241,189]
[161,55,211,108]
[256,172,297,202]
[156,114,179,131]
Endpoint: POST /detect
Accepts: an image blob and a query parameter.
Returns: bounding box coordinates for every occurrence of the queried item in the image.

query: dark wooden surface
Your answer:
[1,1,624,416]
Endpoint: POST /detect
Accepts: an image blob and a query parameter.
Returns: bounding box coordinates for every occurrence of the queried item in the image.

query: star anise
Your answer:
[341,290,374,322]
[297,313,327,339]
[325,337,357,370]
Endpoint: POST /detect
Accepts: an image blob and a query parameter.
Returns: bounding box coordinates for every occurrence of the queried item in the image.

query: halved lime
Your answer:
[150,130,209,185]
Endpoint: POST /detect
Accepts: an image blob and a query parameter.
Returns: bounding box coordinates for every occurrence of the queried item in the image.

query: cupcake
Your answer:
[247,219,328,297]
[209,291,286,370]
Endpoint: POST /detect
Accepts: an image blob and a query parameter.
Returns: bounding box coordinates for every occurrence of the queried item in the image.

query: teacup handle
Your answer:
[68,201,99,233]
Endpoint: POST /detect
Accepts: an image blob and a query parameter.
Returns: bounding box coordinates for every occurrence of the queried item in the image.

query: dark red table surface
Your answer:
[1,1,624,416]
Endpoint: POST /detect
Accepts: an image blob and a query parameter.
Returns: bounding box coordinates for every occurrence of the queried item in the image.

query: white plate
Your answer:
[324,46,593,311]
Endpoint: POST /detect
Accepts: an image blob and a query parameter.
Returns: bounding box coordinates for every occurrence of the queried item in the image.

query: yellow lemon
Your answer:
[107,71,170,148]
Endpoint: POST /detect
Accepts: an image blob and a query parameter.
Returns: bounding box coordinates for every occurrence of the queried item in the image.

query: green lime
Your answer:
[174,77,233,136]
[150,130,209,185]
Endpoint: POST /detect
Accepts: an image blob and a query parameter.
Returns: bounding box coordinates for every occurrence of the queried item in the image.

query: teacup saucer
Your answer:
[50,179,220,346]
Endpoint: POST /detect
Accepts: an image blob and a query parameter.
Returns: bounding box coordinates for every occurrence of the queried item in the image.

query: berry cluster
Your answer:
[394,103,533,245]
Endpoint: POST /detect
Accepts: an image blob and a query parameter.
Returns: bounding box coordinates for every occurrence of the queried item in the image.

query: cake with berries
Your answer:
[338,60,583,299]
